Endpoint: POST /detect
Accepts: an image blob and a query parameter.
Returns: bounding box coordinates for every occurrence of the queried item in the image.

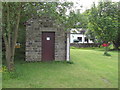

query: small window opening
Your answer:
[85,37,89,42]
[77,37,82,42]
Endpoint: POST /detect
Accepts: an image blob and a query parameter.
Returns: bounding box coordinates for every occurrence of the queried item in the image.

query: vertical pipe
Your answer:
[66,33,70,61]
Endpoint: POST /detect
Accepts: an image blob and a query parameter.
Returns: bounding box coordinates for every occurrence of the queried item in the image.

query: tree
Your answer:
[65,11,88,29]
[2,2,22,71]
[88,1,119,55]
[112,2,120,49]
[85,29,96,42]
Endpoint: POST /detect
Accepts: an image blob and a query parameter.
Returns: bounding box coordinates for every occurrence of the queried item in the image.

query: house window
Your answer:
[85,37,88,42]
[77,37,82,42]
[90,39,94,42]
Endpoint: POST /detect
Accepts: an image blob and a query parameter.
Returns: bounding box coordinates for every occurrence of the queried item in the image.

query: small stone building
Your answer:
[26,16,70,61]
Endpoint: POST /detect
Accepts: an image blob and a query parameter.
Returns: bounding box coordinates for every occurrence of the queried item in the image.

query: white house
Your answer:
[70,28,94,43]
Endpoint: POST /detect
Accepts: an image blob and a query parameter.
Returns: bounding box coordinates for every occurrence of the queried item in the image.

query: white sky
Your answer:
[61,0,120,13]
[68,0,99,13]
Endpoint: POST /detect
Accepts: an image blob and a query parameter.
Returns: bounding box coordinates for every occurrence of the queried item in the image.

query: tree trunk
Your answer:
[112,41,119,50]
[2,31,14,71]
[104,46,108,55]
[2,2,22,71]
[11,3,21,63]
[6,46,14,71]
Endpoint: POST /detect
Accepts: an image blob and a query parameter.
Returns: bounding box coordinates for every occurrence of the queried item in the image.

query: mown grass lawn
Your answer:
[2,48,118,88]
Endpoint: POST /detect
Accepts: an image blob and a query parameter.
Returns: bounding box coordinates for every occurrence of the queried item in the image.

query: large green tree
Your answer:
[87,1,119,53]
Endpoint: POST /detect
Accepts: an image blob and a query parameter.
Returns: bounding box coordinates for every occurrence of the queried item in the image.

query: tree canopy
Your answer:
[87,1,119,49]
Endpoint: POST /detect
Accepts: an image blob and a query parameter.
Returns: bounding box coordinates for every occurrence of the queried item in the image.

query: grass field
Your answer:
[2,48,118,88]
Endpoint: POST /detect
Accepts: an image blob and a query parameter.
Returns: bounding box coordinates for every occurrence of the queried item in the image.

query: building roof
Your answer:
[70,28,87,34]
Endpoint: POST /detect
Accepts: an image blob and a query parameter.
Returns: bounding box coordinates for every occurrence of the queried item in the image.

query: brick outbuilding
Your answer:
[26,16,70,61]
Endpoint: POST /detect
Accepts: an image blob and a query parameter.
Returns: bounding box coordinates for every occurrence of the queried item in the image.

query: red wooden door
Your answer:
[42,32,55,61]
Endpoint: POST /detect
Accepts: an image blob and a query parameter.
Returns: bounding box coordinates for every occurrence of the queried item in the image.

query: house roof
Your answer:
[70,28,87,34]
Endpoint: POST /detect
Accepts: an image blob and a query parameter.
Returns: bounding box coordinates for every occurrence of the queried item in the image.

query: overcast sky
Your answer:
[60,0,120,13]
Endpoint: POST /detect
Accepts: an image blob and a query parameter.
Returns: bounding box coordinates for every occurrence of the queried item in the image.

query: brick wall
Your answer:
[26,17,67,61]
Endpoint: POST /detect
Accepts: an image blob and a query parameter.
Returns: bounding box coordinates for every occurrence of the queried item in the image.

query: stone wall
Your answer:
[26,17,67,61]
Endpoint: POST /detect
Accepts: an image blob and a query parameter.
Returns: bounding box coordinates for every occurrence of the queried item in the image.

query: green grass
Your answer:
[2,48,118,88]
